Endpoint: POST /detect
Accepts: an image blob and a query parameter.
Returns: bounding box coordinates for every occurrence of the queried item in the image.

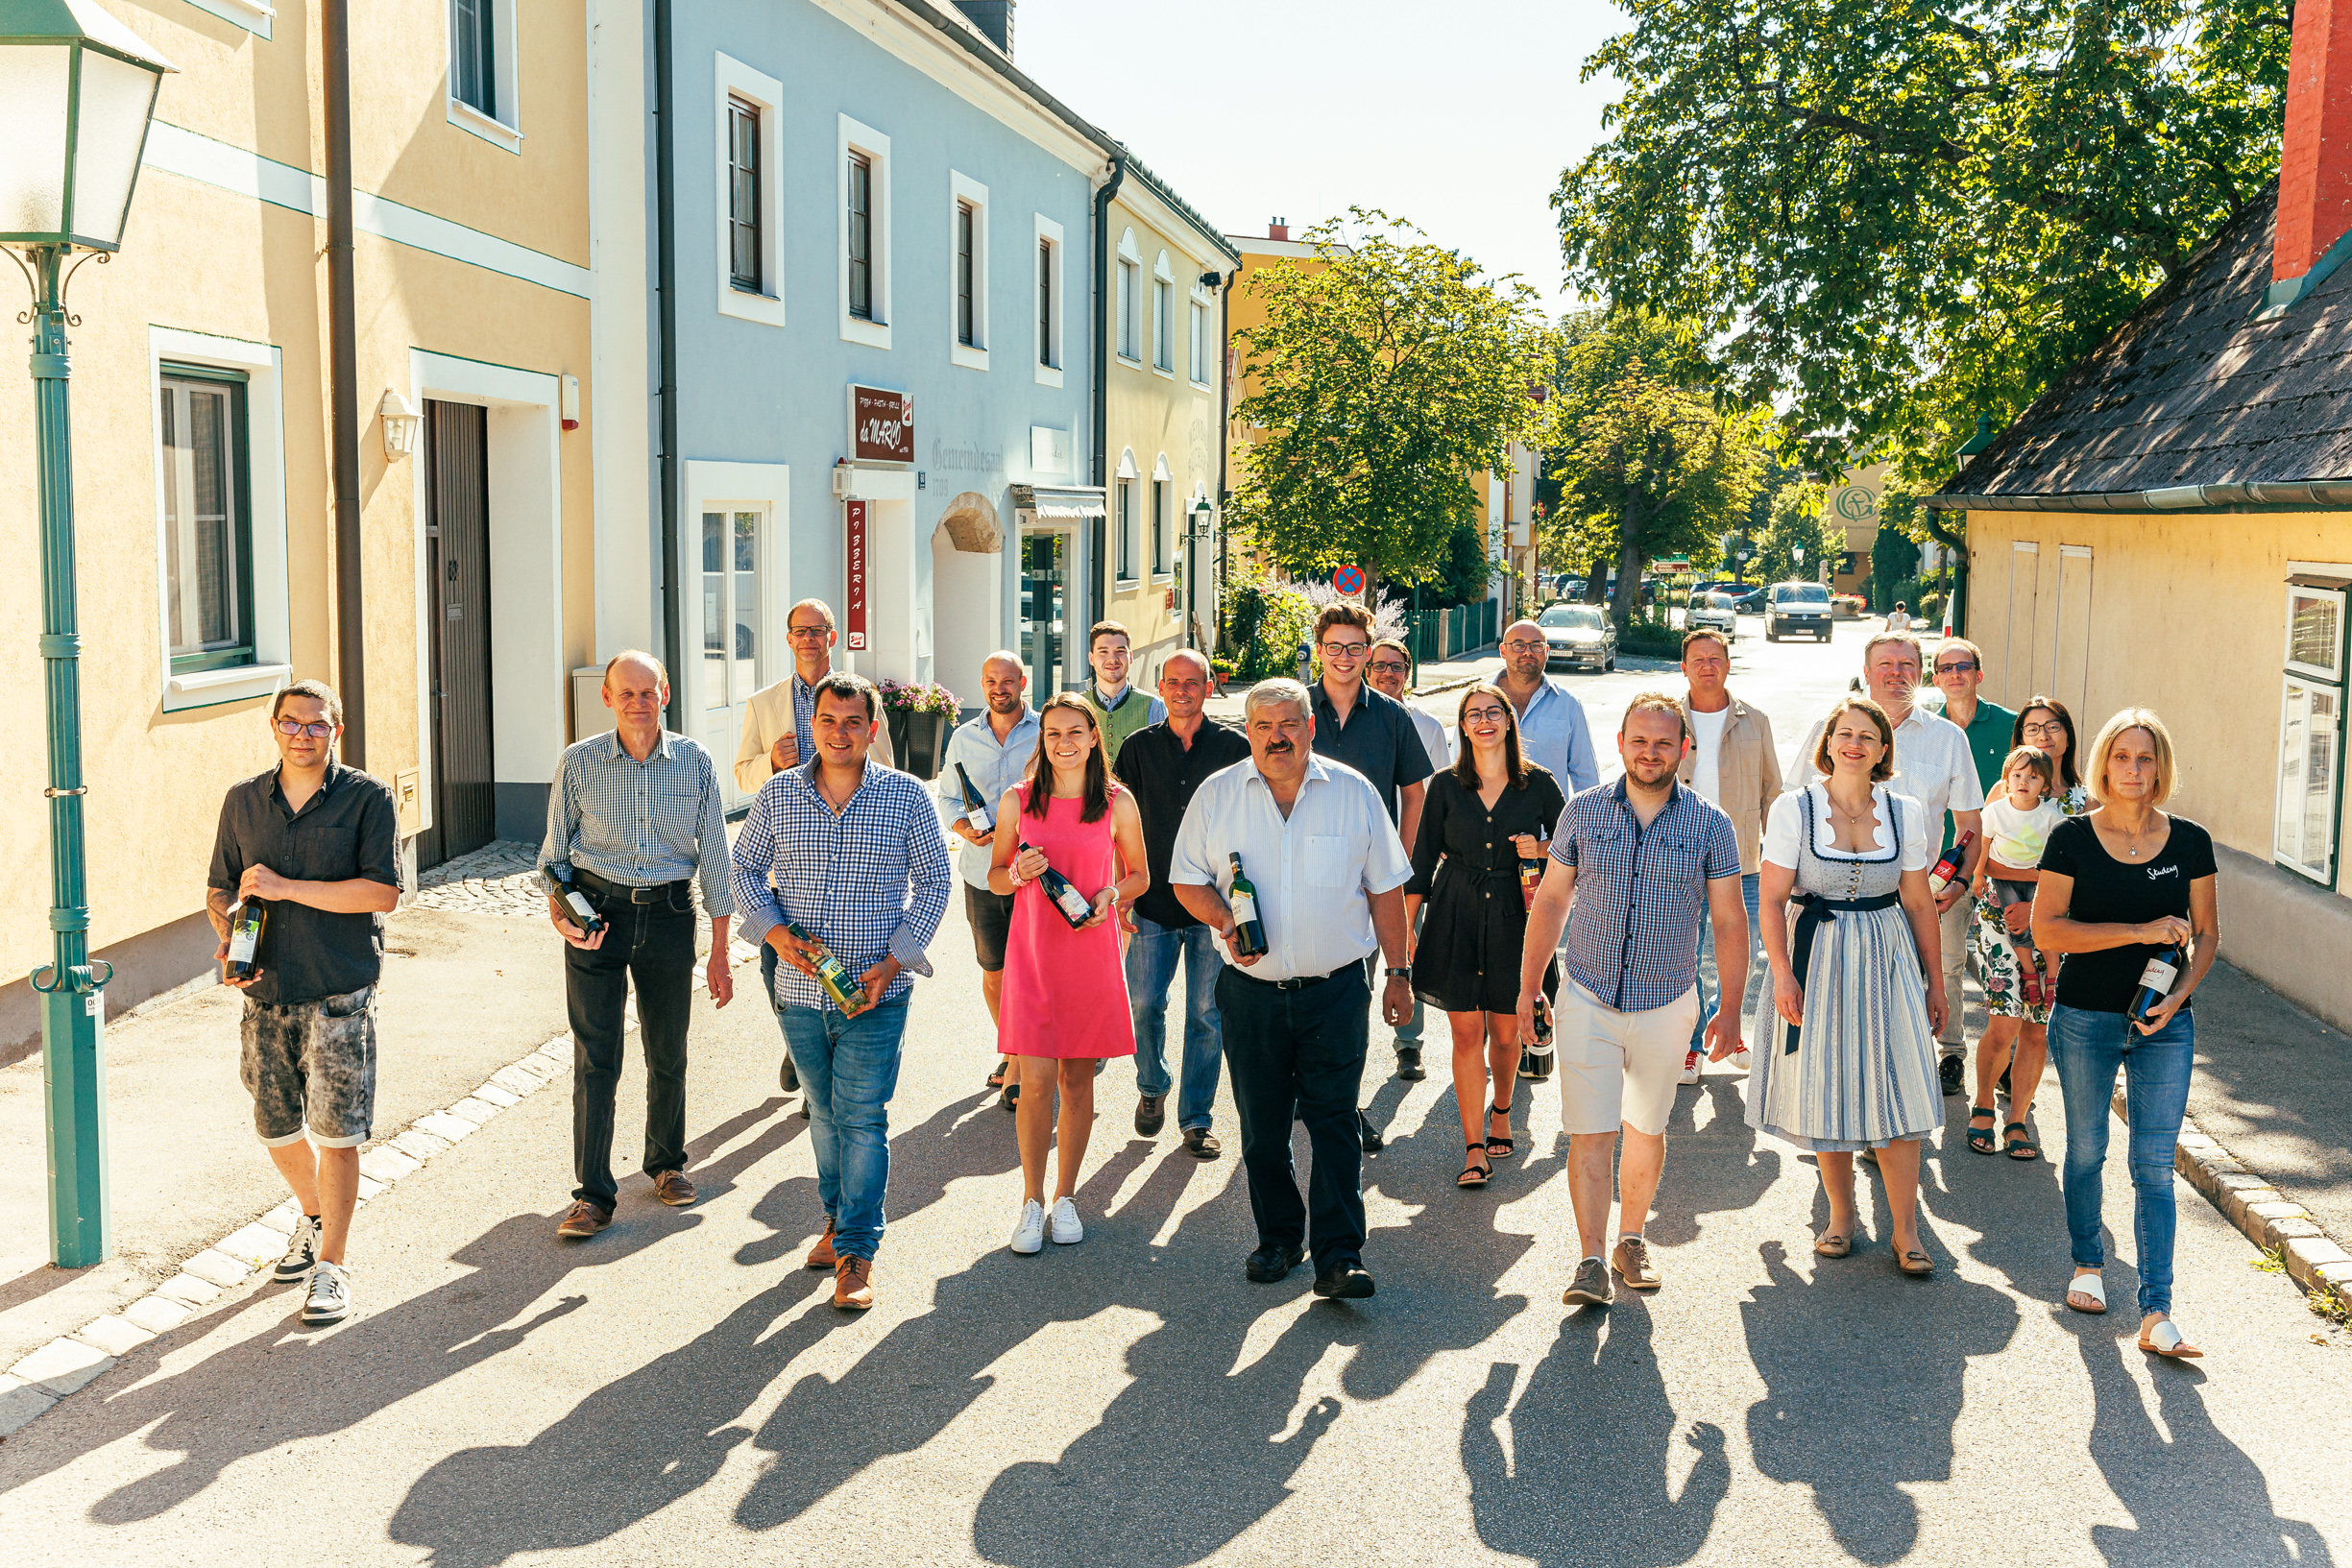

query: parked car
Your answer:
[1765,581,1834,642]
[1731,585,1765,614]
[1537,602,1615,672]
[1687,592,1738,639]
[1551,573,1587,601]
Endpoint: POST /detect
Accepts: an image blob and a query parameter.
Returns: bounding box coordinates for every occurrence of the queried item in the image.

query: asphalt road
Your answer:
[3,618,2347,1565]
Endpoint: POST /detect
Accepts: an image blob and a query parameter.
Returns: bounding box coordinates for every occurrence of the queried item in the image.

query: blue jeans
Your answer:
[1688,872,1762,1051]
[772,997,909,1262]
[1392,907,1428,1049]
[1125,916,1224,1131]
[2049,1003,2194,1318]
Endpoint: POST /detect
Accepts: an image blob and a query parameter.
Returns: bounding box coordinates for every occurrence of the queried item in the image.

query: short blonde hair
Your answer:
[603,649,669,689]
[1812,696,1896,782]
[1618,690,1689,743]
[2086,708,2177,808]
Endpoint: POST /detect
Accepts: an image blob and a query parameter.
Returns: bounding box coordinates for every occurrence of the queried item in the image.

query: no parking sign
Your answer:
[1332,565,1365,597]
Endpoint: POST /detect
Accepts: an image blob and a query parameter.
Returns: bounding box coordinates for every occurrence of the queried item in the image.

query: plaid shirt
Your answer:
[731,758,954,1012]
[1551,780,1741,1012]
[538,730,735,918]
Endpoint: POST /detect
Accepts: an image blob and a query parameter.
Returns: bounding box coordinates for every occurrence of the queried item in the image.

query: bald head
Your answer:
[1501,618,1550,684]
[603,649,668,691]
[979,651,1028,715]
[1158,647,1213,721]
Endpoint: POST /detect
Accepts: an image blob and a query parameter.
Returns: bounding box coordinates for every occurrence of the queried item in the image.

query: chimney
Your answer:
[1268,217,1288,242]
[2276,0,2352,282]
[954,0,1014,57]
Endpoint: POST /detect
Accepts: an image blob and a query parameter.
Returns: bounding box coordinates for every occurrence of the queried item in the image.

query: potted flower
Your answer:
[877,678,959,780]
[1209,654,1238,695]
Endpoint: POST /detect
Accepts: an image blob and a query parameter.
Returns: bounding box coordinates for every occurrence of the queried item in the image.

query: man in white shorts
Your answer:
[1517,695,1748,1308]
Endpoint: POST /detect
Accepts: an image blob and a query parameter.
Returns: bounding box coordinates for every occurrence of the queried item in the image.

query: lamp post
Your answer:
[0,0,175,1268]
[1185,496,1212,650]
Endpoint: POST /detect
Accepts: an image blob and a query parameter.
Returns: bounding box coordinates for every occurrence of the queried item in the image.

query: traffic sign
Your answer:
[1332,565,1365,596]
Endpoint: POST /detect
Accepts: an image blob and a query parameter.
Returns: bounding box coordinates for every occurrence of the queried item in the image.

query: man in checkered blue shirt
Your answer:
[1516,693,1749,1309]
[731,671,953,1311]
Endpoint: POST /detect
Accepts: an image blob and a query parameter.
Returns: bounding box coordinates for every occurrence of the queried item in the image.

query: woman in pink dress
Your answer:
[988,693,1148,1255]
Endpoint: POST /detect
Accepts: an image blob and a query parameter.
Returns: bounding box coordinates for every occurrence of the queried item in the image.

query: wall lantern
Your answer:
[378,389,422,460]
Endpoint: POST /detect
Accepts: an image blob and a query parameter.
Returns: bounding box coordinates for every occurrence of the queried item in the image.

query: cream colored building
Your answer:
[0,0,596,1061]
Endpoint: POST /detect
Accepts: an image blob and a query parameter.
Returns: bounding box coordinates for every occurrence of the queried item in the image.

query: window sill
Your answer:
[1033,360,1063,389]
[183,0,275,38]
[951,342,990,372]
[164,662,292,713]
[719,284,786,327]
[1190,376,1211,392]
[841,314,892,350]
[448,96,523,155]
[1152,365,1176,381]
[1115,353,1143,368]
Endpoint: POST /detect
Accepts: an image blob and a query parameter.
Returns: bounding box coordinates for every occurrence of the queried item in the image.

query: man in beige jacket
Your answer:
[734,598,893,800]
[1674,628,1778,1081]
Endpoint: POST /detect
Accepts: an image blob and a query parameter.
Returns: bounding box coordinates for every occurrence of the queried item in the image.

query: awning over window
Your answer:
[1011,483,1105,521]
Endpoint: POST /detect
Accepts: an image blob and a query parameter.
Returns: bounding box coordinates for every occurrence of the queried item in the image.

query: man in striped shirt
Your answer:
[732,671,954,1311]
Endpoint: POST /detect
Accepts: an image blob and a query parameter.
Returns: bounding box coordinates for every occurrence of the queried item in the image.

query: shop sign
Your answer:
[845,499,869,650]
[850,385,914,464]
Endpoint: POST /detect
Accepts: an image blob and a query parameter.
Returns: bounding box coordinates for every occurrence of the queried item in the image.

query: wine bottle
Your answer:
[545,867,606,937]
[226,899,267,981]
[1518,835,1549,911]
[1226,852,1268,958]
[1020,840,1096,929]
[2128,941,2183,1025]
[1527,992,1555,1058]
[954,762,995,836]
[784,920,867,1013]
[1928,829,1975,896]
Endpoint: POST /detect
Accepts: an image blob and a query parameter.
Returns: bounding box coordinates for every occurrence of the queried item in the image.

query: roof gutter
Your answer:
[1920,481,2352,514]
[894,1,1119,161]
[1090,151,1128,650]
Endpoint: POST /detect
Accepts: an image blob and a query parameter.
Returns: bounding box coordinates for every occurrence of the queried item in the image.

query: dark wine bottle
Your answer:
[784,921,867,1013]
[2128,941,2183,1025]
[1020,840,1096,929]
[545,867,606,937]
[226,899,267,981]
[1928,828,1976,896]
[1528,991,1555,1056]
[1518,835,1548,911]
[1226,852,1268,957]
[954,762,995,836]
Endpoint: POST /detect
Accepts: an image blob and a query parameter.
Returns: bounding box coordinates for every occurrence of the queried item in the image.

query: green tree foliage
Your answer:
[1555,1,2291,504]
[1872,525,1922,610]
[1754,476,1838,585]
[1221,579,1317,681]
[1229,210,1561,591]
[1437,521,1491,606]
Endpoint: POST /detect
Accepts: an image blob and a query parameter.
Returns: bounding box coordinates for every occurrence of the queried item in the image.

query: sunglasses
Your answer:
[1935,659,1979,674]
[274,718,335,738]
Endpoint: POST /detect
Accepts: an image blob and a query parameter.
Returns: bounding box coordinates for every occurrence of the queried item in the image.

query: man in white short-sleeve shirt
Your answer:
[1171,678,1413,1300]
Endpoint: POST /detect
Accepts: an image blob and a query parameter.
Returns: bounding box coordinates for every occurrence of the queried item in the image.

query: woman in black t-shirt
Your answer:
[2031,709,2219,1359]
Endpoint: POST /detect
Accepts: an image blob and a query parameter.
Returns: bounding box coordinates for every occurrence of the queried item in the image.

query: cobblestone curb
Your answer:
[2117,1086,2352,1317]
[0,937,763,1441]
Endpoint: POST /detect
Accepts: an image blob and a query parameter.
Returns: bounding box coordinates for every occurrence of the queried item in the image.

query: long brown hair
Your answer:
[2011,695,2081,791]
[1024,692,1116,823]
[1450,683,1532,790]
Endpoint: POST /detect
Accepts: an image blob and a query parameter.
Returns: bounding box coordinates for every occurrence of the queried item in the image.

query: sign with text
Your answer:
[850,385,914,464]
[845,499,869,651]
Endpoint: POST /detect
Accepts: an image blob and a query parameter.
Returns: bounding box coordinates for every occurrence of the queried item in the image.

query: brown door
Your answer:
[421,399,495,869]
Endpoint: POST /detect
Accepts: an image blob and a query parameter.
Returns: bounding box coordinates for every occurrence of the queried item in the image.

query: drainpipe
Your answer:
[1090,151,1127,639]
[324,0,364,765]
[654,0,681,726]
[1213,265,1235,628]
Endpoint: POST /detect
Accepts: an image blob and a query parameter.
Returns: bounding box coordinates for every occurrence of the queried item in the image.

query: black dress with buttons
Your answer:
[1406,765,1566,1016]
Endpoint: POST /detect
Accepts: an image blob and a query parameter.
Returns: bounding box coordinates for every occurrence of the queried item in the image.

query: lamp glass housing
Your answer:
[0,1,176,253]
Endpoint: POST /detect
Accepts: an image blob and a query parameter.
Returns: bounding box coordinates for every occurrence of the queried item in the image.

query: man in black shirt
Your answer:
[1115,650,1250,1156]
[206,680,401,1327]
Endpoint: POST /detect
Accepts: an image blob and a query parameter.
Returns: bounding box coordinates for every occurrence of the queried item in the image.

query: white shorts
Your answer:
[1555,978,1700,1137]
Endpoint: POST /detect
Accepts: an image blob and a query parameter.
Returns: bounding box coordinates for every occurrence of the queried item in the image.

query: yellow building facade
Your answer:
[0,0,596,1061]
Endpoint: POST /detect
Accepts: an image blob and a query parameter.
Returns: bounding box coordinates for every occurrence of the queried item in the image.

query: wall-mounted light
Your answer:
[378,390,422,460]
[561,374,579,431]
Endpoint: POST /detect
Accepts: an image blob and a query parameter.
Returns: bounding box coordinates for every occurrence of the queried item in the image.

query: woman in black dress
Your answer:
[1405,684,1566,1188]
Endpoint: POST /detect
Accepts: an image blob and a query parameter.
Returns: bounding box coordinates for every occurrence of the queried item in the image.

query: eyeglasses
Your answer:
[2021,722,2065,738]
[1461,707,1509,724]
[786,625,832,640]
[1935,659,1979,674]
[274,718,335,738]
[1501,639,1547,652]
[1320,640,1370,657]
[1366,660,1409,675]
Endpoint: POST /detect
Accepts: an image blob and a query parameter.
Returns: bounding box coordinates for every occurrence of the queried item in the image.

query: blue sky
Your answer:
[1011,0,1629,322]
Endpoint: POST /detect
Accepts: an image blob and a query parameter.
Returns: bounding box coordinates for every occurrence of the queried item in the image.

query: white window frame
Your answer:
[948,170,989,371]
[446,0,521,154]
[683,462,790,808]
[1114,448,1141,584]
[1115,228,1142,364]
[838,114,892,349]
[149,328,293,712]
[1151,454,1174,580]
[2277,570,2351,887]
[1152,250,1176,376]
[715,55,785,327]
[1188,296,1209,386]
[1033,213,1064,387]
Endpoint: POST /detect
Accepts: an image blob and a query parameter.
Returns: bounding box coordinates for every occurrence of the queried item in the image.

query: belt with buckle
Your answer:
[573,868,691,905]
[1227,964,1348,993]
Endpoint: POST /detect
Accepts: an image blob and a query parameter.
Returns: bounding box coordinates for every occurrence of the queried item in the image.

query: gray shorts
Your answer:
[240,986,378,1148]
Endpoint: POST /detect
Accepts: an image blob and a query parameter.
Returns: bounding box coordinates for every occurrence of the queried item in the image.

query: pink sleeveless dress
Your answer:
[997,784,1136,1060]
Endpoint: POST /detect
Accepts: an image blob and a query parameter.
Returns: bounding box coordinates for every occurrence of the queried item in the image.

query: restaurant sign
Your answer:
[850,384,914,464]
[845,499,869,651]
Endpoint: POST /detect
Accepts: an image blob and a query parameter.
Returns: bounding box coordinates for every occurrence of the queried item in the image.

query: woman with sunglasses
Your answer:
[1402,685,1565,1188]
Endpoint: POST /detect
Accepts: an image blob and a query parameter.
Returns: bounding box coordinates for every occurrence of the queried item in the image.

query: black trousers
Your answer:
[564,891,695,1209]
[1218,963,1370,1269]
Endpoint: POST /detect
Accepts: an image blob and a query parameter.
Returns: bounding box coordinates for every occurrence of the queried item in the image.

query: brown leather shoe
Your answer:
[834,1254,874,1311]
[806,1220,839,1270]
[1612,1235,1662,1291]
[555,1199,611,1239]
[652,1170,697,1207]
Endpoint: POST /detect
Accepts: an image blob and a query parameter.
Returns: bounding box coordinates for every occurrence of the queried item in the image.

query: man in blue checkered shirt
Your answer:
[731,671,953,1311]
[1516,693,1748,1309]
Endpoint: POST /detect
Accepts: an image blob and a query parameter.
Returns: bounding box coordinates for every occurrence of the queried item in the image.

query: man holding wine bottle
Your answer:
[206,680,402,1328]
[1169,679,1415,1300]
[731,672,954,1311]
[935,651,1041,1107]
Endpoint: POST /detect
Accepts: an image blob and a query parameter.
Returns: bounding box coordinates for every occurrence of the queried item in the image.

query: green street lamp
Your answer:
[1,0,176,1269]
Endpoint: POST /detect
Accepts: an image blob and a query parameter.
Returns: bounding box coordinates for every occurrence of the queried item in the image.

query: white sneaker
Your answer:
[1731,1048,1753,1073]
[1049,1197,1084,1245]
[1678,1049,1702,1086]
[1009,1199,1045,1255]
[274,1215,322,1283]
[301,1260,352,1326]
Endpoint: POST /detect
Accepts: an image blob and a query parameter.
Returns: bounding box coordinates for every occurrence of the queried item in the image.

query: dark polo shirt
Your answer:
[208,760,402,1004]
[1114,717,1251,930]
[1309,679,1433,824]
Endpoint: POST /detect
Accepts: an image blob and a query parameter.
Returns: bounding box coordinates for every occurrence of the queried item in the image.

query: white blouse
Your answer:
[1762,784,1933,873]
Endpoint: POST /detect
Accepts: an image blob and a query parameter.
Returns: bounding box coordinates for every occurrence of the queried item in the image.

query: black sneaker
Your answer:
[1394,1047,1426,1081]
[780,1052,799,1094]
[1939,1055,1966,1097]
[1359,1111,1383,1153]
[274,1215,322,1283]
[1135,1093,1166,1137]
[1313,1260,1376,1300]
[1246,1242,1305,1283]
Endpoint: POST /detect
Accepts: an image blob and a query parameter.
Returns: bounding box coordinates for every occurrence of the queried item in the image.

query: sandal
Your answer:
[1485,1103,1515,1159]
[986,1060,1009,1091]
[1895,1249,1936,1278]
[2066,1270,2107,1315]
[1813,1232,1851,1258]
[2139,1317,2204,1359]
[1966,1106,1999,1155]
[1001,1080,1020,1113]
[2002,1122,2039,1161]
[1458,1142,1492,1189]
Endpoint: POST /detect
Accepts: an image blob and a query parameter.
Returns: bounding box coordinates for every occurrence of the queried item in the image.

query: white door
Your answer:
[701,507,765,807]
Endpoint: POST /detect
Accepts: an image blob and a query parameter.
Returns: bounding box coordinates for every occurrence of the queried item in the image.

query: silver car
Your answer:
[1538,603,1615,671]
[1688,592,1738,639]
[1765,581,1833,642]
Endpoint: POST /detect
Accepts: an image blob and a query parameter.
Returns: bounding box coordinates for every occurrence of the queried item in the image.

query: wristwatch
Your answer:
[1385,966,1413,978]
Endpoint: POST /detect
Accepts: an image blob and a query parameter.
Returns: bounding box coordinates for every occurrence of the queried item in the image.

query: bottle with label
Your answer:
[1518,834,1549,911]
[954,761,995,837]
[1020,840,1097,929]
[784,920,867,1013]
[545,867,606,938]
[1526,991,1556,1058]
[2129,941,2183,1026]
[1928,829,1976,897]
[226,899,267,982]
[1226,852,1268,957]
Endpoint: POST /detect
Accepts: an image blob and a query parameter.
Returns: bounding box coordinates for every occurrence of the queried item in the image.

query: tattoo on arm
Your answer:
[206,888,235,938]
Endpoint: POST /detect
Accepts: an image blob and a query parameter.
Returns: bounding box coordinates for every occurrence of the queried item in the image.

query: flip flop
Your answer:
[2066,1271,2107,1315]
[1967,1106,1999,1155]
[1813,1232,1851,1258]
[2139,1318,2204,1359]
[2003,1122,2039,1161]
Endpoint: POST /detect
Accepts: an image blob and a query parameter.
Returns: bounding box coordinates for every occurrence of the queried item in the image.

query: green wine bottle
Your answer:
[1226,853,1267,958]
[226,899,267,981]
[785,921,867,1012]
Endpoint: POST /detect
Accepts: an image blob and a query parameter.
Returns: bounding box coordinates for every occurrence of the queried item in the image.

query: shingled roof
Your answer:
[1931,181,2352,506]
